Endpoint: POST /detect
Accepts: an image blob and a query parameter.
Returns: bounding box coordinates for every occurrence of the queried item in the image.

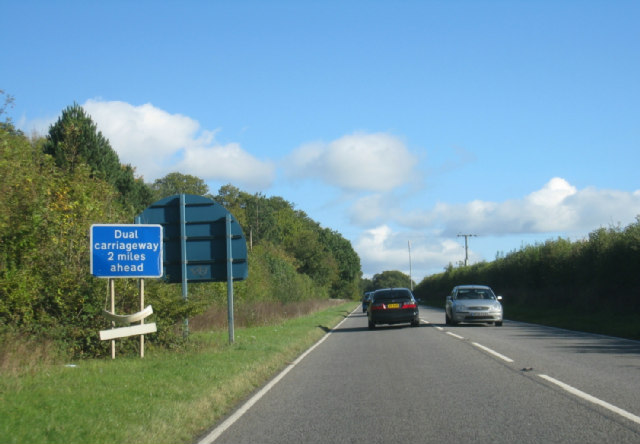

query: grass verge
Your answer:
[0,301,358,444]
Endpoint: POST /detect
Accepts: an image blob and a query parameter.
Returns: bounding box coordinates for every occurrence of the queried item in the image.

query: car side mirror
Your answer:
[446,295,452,301]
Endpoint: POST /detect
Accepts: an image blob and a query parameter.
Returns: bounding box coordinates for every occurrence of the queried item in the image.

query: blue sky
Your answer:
[3,0,639,282]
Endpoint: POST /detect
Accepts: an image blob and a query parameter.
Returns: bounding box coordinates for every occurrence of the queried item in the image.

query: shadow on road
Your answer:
[510,323,640,355]
[332,319,427,333]
[330,326,371,333]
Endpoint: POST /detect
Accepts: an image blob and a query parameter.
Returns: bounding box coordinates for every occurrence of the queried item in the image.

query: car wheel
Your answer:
[411,319,419,327]
[495,321,503,327]
[445,312,451,325]
[368,320,375,329]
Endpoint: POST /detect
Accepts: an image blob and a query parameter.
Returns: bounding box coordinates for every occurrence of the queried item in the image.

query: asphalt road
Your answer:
[199,306,640,444]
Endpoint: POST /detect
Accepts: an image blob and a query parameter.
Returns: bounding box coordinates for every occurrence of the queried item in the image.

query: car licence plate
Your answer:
[387,303,400,309]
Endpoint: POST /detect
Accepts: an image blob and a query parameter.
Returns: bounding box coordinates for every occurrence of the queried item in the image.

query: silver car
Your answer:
[445,285,503,326]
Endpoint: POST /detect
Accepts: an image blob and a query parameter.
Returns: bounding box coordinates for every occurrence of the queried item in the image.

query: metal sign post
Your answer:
[180,193,189,337]
[226,214,234,344]
[136,194,248,343]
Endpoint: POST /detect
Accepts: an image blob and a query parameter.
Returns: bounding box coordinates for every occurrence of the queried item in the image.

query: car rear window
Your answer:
[374,290,412,301]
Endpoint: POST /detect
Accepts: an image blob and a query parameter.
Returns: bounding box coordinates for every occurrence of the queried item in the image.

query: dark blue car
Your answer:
[362,291,374,312]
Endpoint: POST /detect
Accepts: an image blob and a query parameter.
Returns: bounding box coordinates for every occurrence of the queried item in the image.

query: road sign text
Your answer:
[90,224,163,278]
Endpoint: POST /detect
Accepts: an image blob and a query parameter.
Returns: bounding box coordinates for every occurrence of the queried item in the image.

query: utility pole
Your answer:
[457,234,477,266]
[408,241,413,291]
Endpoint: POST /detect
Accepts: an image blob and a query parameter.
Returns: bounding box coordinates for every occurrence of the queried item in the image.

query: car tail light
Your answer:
[402,302,417,309]
[370,303,386,311]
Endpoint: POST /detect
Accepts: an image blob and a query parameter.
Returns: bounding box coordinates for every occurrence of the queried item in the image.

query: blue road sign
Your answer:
[90,224,163,278]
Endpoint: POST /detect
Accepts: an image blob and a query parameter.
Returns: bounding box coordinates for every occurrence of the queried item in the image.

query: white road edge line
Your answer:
[471,342,514,363]
[197,307,357,444]
[446,332,465,340]
[539,374,640,425]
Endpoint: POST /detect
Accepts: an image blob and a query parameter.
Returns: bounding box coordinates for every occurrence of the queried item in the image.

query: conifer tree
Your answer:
[43,103,152,212]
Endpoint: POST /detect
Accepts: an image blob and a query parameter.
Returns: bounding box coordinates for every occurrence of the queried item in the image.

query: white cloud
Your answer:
[399,177,640,237]
[353,178,640,281]
[81,100,275,189]
[565,187,640,229]
[176,143,274,190]
[19,114,56,137]
[284,132,418,192]
[355,225,464,280]
[528,177,576,206]
[348,193,397,225]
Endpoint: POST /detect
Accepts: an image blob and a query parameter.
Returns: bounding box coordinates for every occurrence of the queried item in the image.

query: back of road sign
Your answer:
[136,194,248,283]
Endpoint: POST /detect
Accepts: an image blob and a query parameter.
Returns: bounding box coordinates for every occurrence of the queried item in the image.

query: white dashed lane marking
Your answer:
[471,342,514,363]
[426,319,640,427]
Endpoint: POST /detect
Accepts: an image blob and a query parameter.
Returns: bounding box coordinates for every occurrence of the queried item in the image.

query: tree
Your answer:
[151,172,210,200]
[214,184,253,230]
[42,103,152,212]
[212,184,361,299]
[0,90,22,136]
[0,89,15,120]
[43,103,120,175]
[319,227,361,299]
[0,124,126,341]
[371,270,414,290]
[116,164,154,213]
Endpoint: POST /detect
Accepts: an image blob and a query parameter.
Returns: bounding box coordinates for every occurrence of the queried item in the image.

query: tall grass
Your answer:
[189,299,343,330]
[0,329,69,376]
